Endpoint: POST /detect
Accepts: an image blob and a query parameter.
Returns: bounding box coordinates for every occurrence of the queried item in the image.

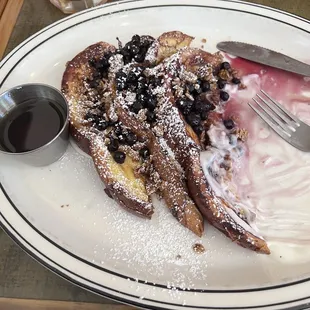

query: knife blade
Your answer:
[216,41,310,77]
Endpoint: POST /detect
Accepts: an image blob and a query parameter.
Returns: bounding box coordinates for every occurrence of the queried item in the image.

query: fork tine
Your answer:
[260,90,300,124]
[256,94,296,130]
[252,98,290,133]
[248,102,292,140]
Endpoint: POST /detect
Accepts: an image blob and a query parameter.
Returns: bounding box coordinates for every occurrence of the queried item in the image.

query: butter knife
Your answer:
[216,41,310,77]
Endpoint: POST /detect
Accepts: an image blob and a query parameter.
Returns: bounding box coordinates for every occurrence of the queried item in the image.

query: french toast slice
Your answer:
[145,31,194,64]
[146,35,270,253]
[116,106,204,237]
[93,32,204,236]
[61,42,153,218]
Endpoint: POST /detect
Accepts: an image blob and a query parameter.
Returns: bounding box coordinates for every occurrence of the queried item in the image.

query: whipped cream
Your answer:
[200,121,262,239]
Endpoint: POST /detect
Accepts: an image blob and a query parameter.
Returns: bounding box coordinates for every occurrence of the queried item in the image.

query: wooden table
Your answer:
[0,0,310,309]
[0,0,23,58]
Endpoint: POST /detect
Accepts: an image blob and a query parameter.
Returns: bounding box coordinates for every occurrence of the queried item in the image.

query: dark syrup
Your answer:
[0,98,66,153]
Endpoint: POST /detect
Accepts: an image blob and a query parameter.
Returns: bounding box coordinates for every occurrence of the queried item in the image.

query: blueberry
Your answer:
[89,59,96,67]
[138,74,147,82]
[114,126,122,136]
[116,70,127,80]
[134,53,145,63]
[136,93,144,101]
[146,97,157,111]
[136,87,145,95]
[94,61,104,71]
[129,84,138,92]
[183,106,192,116]
[193,100,207,113]
[132,34,141,44]
[139,46,148,55]
[108,120,117,127]
[147,76,156,85]
[187,84,195,94]
[139,147,150,159]
[118,134,126,144]
[104,51,113,59]
[217,79,226,89]
[84,111,94,121]
[136,93,147,106]
[134,46,147,62]
[200,110,208,121]
[201,81,211,92]
[108,139,119,152]
[89,80,99,88]
[146,110,156,122]
[187,112,201,127]
[125,132,137,146]
[132,101,143,114]
[149,76,162,87]
[92,115,100,124]
[115,48,122,54]
[123,55,132,64]
[137,77,147,90]
[194,97,215,113]
[116,71,127,89]
[130,44,140,55]
[100,57,109,68]
[123,42,132,53]
[119,45,130,57]
[92,71,102,79]
[177,99,193,112]
[113,151,126,164]
[96,120,108,131]
[232,77,241,84]
[194,124,204,135]
[205,102,215,112]
[221,62,231,70]
[120,46,128,56]
[97,104,105,112]
[133,66,144,76]
[101,71,108,79]
[127,71,138,84]
[194,88,202,96]
[220,91,230,101]
[116,80,126,91]
[223,119,235,130]
[155,77,163,85]
[121,46,132,63]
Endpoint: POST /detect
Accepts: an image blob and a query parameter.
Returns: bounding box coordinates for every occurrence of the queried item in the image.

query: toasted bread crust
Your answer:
[116,106,204,236]
[62,42,116,142]
[70,124,91,155]
[156,31,194,63]
[90,135,153,219]
[62,42,153,219]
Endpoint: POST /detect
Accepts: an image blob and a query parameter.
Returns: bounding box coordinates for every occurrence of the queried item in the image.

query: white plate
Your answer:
[1,0,310,309]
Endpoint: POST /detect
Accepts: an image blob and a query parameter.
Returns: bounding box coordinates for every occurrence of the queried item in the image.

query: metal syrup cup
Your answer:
[0,83,69,166]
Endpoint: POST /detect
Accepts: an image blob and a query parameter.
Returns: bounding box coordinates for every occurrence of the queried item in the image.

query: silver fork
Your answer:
[248,90,310,152]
